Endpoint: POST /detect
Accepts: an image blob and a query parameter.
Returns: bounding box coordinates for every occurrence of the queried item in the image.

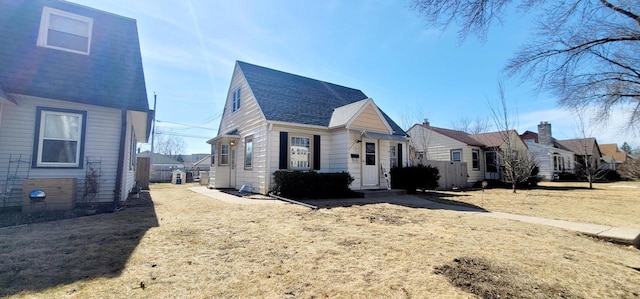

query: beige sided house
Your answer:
[407,121,528,186]
[207,61,408,194]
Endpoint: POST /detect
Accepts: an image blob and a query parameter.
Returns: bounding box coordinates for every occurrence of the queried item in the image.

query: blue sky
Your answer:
[71,0,638,154]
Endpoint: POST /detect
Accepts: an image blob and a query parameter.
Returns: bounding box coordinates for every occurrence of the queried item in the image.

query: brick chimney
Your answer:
[538,121,552,146]
[422,119,430,127]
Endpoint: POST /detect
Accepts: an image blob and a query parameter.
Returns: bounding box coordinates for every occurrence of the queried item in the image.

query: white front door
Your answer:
[362,139,379,187]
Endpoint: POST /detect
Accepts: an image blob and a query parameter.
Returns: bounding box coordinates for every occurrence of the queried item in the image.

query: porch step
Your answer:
[355,189,406,198]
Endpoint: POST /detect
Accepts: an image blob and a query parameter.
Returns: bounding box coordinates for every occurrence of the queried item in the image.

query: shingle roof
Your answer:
[599,144,626,161]
[427,125,485,146]
[557,138,599,156]
[469,130,518,148]
[237,61,406,136]
[0,0,148,112]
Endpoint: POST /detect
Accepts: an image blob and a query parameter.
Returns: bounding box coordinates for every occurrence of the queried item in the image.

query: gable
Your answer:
[348,104,391,134]
[0,0,148,112]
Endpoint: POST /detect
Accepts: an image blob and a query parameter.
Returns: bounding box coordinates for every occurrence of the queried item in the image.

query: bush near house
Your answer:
[272,170,355,199]
[390,165,440,194]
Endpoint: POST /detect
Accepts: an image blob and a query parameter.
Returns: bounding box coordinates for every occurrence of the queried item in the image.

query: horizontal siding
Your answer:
[349,105,389,133]
[0,94,124,207]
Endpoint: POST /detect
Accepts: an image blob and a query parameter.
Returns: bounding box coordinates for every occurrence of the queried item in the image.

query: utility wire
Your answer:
[156,119,217,130]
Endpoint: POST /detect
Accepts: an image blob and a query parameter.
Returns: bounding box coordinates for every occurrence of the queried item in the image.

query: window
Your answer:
[365,142,376,166]
[232,87,241,112]
[390,145,397,167]
[34,107,86,168]
[37,7,93,55]
[245,136,253,169]
[472,149,480,170]
[290,136,310,170]
[451,149,462,162]
[220,144,229,165]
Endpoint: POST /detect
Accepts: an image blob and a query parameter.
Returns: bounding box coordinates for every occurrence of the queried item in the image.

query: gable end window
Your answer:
[37,7,93,55]
[232,87,241,112]
[33,107,87,168]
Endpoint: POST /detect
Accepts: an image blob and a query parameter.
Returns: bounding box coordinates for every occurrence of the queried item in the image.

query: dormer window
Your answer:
[37,7,93,55]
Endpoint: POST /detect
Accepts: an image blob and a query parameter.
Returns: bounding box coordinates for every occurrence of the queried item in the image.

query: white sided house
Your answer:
[407,121,528,186]
[207,61,408,194]
[0,0,150,210]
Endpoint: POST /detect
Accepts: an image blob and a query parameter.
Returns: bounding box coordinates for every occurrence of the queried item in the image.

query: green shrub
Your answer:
[390,165,440,194]
[272,170,354,199]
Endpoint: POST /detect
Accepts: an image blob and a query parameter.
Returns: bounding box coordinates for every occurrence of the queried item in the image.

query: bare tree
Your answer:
[572,109,607,189]
[450,116,492,134]
[619,158,640,179]
[410,0,640,129]
[489,82,537,193]
[401,108,431,165]
[154,129,186,158]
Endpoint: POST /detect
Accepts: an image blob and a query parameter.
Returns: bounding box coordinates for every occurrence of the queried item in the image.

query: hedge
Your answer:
[272,170,355,199]
[390,165,439,194]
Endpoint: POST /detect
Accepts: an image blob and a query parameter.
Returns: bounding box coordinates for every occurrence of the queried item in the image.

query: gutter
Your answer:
[114,109,127,208]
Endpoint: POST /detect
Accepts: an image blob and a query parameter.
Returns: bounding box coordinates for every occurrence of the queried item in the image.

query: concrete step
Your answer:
[355,189,406,198]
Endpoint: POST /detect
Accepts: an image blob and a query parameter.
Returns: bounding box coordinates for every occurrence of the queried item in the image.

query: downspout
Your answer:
[114,109,127,208]
[264,122,272,194]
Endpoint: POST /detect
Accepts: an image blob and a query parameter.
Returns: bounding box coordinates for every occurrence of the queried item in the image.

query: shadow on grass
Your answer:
[532,185,595,191]
[297,191,487,212]
[0,191,158,296]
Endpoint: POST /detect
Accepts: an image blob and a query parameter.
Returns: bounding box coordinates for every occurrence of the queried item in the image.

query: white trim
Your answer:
[37,7,93,55]
[266,120,327,130]
[37,110,83,167]
[289,135,311,170]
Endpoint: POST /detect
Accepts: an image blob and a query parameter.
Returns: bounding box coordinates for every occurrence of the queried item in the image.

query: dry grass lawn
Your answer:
[1,182,640,298]
[418,181,640,228]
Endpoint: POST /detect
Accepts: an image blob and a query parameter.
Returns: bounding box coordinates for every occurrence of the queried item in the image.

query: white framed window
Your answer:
[232,87,241,112]
[451,149,462,162]
[34,107,86,168]
[290,136,310,170]
[472,149,480,170]
[211,145,216,165]
[245,136,253,169]
[390,145,397,168]
[37,7,93,55]
[220,144,229,165]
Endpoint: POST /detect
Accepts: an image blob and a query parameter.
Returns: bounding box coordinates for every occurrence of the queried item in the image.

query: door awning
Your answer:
[363,131,407,142]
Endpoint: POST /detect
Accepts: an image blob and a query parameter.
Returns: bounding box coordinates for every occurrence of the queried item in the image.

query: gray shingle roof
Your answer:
[0,0,148,112]
[237,61,406,136]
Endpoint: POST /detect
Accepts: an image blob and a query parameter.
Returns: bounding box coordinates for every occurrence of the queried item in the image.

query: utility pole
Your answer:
[150,92,157,165]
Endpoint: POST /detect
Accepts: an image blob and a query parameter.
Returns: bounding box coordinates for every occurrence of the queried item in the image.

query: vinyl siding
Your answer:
[211,66,268,193]
[349,105,390,133]
[408,126,483,183]
[0,94,123,206]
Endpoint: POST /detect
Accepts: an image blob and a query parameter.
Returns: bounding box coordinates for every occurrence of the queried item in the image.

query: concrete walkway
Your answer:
[187,187,640,248]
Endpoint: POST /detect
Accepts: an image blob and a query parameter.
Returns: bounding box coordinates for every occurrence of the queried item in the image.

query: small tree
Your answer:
[572,109,607,188]
[489,82,537,193]
[450,117,492,134]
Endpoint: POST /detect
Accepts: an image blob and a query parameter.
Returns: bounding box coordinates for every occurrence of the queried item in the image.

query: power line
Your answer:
[156,120,217,130]
[155,132,212,139]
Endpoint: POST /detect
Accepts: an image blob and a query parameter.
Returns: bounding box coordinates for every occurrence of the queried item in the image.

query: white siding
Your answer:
[122,112,137,202]
[0,94,124,206]
[211,65,269,193]
[408,126,483,184]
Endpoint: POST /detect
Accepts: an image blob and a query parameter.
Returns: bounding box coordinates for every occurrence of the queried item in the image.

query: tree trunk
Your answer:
[512,182,517,193]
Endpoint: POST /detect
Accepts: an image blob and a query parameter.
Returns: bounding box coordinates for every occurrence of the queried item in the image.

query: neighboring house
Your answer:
[599,143,628,171]
[207,61,408,194]
[407,120,528,185]
[0,0,150,207]
[520,122,575,180]
[556,137,603,172]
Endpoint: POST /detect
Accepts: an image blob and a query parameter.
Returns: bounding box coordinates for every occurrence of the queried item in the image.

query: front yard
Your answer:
[1,182,639,298]
[417,181,640,228]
